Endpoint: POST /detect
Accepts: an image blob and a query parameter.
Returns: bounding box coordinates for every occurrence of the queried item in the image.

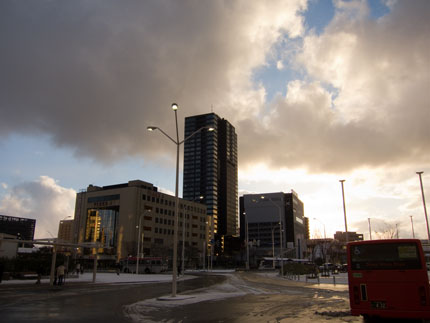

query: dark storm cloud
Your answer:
[0,0,428,173]
[1,0,295,160]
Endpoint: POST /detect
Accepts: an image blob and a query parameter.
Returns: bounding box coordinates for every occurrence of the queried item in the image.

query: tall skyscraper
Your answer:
[183,113,238,253]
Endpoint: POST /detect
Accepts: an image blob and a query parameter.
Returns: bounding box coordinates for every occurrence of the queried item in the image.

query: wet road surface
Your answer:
[0,274,225,322]
[1,272,425,322]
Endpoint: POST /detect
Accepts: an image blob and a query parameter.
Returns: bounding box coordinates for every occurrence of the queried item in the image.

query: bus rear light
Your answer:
[419,286,427,306]
[353,286,360,304]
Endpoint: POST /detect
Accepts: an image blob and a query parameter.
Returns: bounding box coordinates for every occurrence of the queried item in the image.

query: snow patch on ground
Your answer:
[124,273,272,322]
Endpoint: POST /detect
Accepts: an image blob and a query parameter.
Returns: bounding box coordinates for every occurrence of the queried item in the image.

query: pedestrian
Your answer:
[57,264,65,286]
[80,265,84,275]
[75,263,80,277]
[116,262,121,276]
[36,265,43,285]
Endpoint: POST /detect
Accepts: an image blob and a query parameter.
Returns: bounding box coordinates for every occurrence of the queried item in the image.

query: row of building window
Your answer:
[142,194,205,214]
[153,227,206,239]
[154,217,206,230]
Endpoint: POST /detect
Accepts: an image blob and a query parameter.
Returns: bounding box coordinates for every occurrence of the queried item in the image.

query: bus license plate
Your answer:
[371,301,386,309]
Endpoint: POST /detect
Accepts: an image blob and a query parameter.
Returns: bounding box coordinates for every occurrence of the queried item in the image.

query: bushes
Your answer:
[1,252,67,278]
[282,262,318,276]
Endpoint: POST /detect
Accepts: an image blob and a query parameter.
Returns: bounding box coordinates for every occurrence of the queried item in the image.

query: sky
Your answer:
[0,0,429,241]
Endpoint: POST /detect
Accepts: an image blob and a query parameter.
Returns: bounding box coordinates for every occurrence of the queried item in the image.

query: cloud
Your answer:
[0,0,428,175]
[0,176,76,239]
[0,0,306,164]
[239,0,430,172]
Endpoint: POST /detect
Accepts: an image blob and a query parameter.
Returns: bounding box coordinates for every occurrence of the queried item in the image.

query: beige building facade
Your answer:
[73,180,208,267]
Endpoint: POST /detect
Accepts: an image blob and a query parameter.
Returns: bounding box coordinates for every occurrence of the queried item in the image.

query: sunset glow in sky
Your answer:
[1,0,429,240]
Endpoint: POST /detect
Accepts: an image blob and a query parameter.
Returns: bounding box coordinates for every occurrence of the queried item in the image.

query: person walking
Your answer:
[75,263,80,277]
[57,264,65,286]
[36,265,43,284]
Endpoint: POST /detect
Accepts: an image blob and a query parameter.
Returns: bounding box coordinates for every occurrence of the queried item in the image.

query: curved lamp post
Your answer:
[147,103,213,297]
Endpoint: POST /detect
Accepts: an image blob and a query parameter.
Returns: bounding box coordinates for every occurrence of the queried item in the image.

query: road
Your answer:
[125,271,359,323]
[0,271,423,322]
[0,274,224,322]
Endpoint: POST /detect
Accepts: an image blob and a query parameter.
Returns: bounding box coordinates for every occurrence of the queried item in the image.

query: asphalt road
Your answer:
[0,274,225,323]
[0,272,425,323]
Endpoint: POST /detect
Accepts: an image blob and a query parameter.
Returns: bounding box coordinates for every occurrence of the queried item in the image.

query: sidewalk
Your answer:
[0,272,196,286]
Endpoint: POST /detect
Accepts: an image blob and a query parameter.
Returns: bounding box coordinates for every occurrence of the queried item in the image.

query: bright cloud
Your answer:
[0,176,76,239]
[240,163,429,239]
[240,0,430,172]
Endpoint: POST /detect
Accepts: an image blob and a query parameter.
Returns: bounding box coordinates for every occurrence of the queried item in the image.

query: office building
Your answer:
[73,180,208,266]
[0,215,36,241]
[183,113,238,254]
[240,191,308,259]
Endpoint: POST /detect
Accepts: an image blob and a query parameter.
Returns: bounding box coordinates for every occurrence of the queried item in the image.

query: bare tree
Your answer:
[375,222,397,239]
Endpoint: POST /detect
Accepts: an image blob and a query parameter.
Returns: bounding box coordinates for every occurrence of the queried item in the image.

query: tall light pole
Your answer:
[136,210,150,274]
[182,196,203,275]
[147,103,213,297]
[136,214,143,274]
[244,212,249,270]
[339,180,348,243]
[313,218,326,239]
[416,172,430,242]
[271,225,278,269]
[410,215,415,238]
[368,218,372,240]
[261,195,284,277]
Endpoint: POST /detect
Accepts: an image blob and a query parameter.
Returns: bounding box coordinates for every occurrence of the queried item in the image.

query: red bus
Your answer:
[347,239,430,321]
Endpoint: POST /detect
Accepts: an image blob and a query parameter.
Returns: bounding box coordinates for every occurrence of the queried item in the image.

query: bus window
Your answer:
[347,239,430,321]
[350,243,422,270]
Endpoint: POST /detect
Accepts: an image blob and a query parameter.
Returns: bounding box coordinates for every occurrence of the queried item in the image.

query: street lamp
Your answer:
[339,180,348,243]
[244,212,249,270]
[147,103,213,297]
[271,225,278,269]
[368,218,372,240]
[313,218,326,239]
[136,210,150,275]
[181,195,204,275]
[260,195,284,277]
[416,172,430,242]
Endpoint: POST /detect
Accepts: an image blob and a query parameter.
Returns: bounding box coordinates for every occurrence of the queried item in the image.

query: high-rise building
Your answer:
[183,113,238,254]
